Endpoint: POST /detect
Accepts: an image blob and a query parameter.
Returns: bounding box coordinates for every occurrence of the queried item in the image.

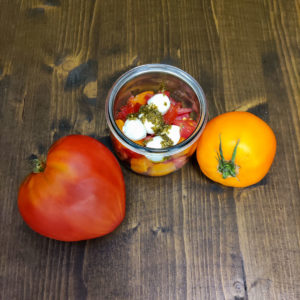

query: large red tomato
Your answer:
[18,135,126,241]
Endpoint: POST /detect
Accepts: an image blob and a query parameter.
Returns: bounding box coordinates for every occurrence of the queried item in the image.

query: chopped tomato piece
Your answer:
[143,135,154,143]
[115,119,124,130]
[178,137,185,143]
[144,93,154,102]
[163,103,181,124]
[175,113,190,120]
[111,135,142,159]
[173,119,197,139]
[169,97,176,106]
[177,107,192,115]
[134,140,144,146]
[130,91,154,106]
[116,102,142,121]
[148,161,176,176]
[169,96,183,108]
[111,136,129,160]
[172,156,187,169]
[131,157,152,173]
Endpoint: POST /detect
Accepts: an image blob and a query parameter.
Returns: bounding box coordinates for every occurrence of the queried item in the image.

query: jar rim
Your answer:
[105,64,208,155]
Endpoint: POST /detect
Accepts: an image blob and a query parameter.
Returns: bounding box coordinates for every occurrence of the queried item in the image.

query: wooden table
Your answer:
[1,1,299,299]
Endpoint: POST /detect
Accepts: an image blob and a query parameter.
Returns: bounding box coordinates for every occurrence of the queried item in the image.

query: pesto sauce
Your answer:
[127,113,139,120]
[162,124,172,133]
[139,104,165,134]
[125,99,178,149]
[160,134,174,147]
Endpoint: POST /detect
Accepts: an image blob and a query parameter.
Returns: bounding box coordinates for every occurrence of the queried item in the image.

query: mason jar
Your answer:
[105,64,207,176]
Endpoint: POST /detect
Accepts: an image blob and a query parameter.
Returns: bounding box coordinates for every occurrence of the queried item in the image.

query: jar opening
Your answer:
[105,64,208,155]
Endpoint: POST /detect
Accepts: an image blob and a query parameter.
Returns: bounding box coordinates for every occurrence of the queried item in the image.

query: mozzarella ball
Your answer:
[145,136,163,149]
[145,136,165,162]
[147,93,171,115]
[139,113,155,134]
[163,125,181,145]
[143,119,156,134]
[145,153,166,163]
[122,119,147,141]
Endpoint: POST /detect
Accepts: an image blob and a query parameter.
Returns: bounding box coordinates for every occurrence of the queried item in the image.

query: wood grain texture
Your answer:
[0,0,299,299]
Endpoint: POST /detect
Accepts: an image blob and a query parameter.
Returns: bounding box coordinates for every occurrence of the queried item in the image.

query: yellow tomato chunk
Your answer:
[148,161,176,176]
[115,119,124,131]
[129,91,154,106]
[130,157,152,174]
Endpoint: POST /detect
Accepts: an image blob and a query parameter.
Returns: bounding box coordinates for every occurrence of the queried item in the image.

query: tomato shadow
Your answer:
[189,154,231,194]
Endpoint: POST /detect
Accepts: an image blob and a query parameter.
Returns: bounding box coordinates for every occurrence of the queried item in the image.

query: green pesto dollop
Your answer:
[127,113,139,120]
[139,104,165,134]
[160,134,174,148]
[162,124,172,134]
[124,100,177,149]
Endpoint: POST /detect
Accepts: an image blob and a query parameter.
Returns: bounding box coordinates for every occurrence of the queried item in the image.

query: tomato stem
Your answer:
[217,136,240,179]
[32,158,46,173]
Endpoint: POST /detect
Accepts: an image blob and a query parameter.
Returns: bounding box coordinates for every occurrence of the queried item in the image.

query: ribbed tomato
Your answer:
[196,112,276,187]
[18,135,126,241]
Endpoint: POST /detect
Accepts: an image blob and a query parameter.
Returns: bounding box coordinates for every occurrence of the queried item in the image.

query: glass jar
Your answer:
[105,64,207,176]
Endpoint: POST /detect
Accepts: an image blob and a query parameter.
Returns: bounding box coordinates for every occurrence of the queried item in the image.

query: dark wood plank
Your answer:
[235,0,300,299]
[0,0,299,299]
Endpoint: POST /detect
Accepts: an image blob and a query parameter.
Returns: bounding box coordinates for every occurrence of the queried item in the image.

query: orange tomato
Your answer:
[129,91,154,105]
[196,112,276,187]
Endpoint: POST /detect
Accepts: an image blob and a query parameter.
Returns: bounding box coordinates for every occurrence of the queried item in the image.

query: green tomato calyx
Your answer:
[217,136,240,179]
[32,158,46,173]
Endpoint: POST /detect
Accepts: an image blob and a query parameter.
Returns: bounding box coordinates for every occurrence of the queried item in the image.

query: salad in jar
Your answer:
[111,90,199,176]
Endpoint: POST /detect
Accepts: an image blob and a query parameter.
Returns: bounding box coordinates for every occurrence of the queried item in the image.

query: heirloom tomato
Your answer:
[18,135,126,241]
[196,112,276,187]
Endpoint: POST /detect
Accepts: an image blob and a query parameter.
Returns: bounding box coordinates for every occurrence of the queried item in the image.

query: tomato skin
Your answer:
[163,103,181,124]
[173,118,197,139]
[129,91,154,105]
[177,108,192,115]
[196,112,276,187]
[18,135,126,241]
[116,102,141,121]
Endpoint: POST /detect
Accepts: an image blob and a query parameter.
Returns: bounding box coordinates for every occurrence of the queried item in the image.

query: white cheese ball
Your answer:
[139,113,155,134]
[145,136,166,162]
[163,125,181,145]
[147,93,171,115]
[122,119,147,141]
[145,136,163,149]
[145,153,166,163]
[143,119,156,134]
